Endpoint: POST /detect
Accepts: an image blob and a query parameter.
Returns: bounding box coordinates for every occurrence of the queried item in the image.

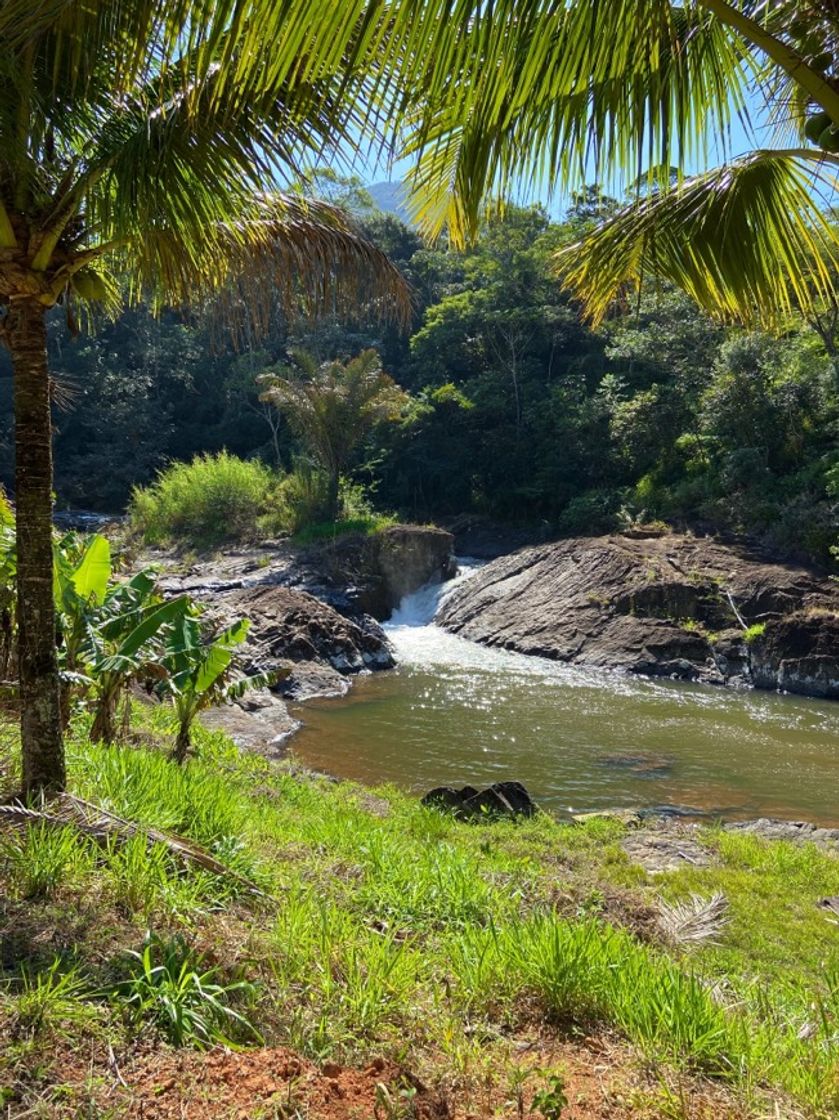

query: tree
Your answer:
[406,3,839,328]
[0,0,534,795]
[261,349,409,520]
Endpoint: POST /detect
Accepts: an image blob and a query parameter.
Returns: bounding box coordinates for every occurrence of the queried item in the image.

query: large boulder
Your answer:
[318,524,456,619]
[437,533,839,695]
[213,583,395,699]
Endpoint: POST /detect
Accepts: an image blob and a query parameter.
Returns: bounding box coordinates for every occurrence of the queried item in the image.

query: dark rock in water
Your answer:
[599,754,674,779]
[637,804,710,820]
[422,781,537,819]
[749,611,839,699]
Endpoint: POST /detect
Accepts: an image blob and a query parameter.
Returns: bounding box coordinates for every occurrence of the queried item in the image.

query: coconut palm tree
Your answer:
[0,0,524,795]
[405,2,839,329]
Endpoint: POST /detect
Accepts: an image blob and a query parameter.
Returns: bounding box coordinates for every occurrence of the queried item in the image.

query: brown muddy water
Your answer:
[289,564,839,823]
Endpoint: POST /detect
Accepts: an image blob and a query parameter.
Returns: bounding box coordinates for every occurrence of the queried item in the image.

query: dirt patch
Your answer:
[51,1036,747,1120]
[621,828,713,875]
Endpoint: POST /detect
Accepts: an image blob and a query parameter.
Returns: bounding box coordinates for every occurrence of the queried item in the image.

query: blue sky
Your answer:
[355,87,808,221]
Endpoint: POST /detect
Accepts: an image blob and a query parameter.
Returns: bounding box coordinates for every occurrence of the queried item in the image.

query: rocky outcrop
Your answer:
[316,525,456,619]
[437,533,839,696]
[749,610,839,699]
[214,584,394,699]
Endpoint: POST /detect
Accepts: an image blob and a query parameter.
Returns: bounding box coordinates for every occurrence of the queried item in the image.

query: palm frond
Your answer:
[657,891,729,947]
[0,793,269,895]
[402,1,755,243]
[109,192,412,330]
[556,149,839,328]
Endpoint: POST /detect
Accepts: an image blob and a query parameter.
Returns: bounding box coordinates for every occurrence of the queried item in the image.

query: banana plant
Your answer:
[83,594,192,745]
[53,533,166,733]
[156,612,281,764]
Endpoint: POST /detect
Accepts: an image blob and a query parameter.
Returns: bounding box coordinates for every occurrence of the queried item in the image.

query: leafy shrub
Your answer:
[274,461,330,532]
[128,451,281,548]
[0,485,13,528]
[113,931,260,1047]
[558,489,621,536]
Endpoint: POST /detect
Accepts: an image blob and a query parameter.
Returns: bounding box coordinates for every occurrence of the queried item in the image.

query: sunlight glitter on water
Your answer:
[290,561,839,823]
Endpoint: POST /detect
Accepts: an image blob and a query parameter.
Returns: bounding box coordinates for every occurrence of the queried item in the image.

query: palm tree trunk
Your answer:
[327,469,340,522]
[5,298,65,794]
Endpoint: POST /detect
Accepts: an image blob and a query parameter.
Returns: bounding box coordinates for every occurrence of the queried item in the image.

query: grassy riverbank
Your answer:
[2,709,839,1118]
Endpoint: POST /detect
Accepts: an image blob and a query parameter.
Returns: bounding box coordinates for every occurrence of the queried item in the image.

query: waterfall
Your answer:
[383,560,488,667]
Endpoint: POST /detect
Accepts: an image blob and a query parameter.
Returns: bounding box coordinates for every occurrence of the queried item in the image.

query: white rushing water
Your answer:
[383,560,492,665]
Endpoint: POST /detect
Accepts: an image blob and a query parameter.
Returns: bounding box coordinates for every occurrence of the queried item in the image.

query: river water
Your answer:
[290,563,839,823]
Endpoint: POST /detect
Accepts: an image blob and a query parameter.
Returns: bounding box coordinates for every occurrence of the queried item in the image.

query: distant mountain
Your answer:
[367,181,412,224]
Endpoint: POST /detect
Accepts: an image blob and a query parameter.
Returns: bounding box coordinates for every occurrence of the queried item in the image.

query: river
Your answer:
[290,562,839,823]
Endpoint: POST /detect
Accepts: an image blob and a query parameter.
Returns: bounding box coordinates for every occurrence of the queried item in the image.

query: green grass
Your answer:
[291,512,397,545]
[128,451,284,548]
[2,709,839,1116]
[742,622,767,643]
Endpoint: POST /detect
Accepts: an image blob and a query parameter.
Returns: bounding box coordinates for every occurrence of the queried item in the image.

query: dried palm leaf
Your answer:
[0,793,270,898]
[657,891,729,947]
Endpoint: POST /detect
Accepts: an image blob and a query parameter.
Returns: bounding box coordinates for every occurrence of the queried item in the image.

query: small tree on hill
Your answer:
[261,350,409,521]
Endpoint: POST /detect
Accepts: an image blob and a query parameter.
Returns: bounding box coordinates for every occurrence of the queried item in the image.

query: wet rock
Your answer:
[316,525,456,619]
[599,754,674,779]
[421,781,537,819]
[709,629,751,685]
[216,584,395,678]
[749,611,839,699]
[437,533,839,697]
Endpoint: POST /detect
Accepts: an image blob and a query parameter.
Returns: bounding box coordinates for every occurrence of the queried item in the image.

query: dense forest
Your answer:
[2,183,838,566]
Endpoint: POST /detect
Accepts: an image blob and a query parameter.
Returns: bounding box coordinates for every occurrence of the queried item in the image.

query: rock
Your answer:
[421,787,469,812]
[724,817,839,848]
[437,533,839,696]
[599,754,674,779]
[200,692,299,758]
[316,524,456,619]
[421,781,537,819]
[572,808,642,827]
[749,610,839,699]
[621,829,713,874]
[462,786,516,817]
[215,584,395,678]
[483,780,537,816]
